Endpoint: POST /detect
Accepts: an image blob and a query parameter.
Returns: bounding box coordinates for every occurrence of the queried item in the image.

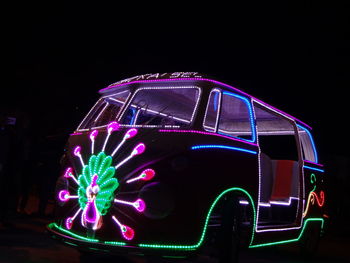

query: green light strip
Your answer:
[104,241,127,246]
[138,187,256,250]
[249,218,324,248]
[49,223,99,242]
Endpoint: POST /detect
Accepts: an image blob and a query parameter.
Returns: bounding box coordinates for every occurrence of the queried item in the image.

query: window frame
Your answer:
[297,124,318,163]
[77,89,131,131]
[202,89,256,143]
[117,86,202,129]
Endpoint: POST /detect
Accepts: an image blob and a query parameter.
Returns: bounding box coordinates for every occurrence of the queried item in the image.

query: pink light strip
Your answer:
[100,77,311,129]
[304,160,324,167]
[159,129,258,146]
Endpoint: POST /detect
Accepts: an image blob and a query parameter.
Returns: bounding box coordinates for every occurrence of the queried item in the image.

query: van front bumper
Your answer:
[46,222,196,257]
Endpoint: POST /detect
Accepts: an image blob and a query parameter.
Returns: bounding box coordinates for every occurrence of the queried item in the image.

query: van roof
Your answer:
[99,72,312,130]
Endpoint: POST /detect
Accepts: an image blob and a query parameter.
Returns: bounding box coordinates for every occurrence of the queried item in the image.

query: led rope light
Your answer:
[102,121,120,152]
[58,190,79,201]
[89,130,98,154]
[112,216,135,240]
[115,143,145,170]
[114,198,146,213]
[191,145,257,155]
[111,128,137,157]
[64,167,78,184]
[303,165,325,173]
[65,208,82,230]
[73,146,85,167]
[126,168,155,183]
[302,173,325,217]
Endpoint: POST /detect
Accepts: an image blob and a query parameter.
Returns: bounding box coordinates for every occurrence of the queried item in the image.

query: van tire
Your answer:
[216,197,241,263]
[299,223,321,259]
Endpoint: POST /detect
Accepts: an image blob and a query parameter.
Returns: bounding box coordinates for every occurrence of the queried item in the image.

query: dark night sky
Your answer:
[13,2,350,160]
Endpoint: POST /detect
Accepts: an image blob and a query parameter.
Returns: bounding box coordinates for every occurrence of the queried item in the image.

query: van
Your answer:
[47,72,327,262]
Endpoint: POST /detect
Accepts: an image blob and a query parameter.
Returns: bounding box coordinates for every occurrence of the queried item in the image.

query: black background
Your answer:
[13,1,349,160]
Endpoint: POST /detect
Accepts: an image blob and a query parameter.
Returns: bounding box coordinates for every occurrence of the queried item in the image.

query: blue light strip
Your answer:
[191,145,257,155]
[222,91,257,143]
[303,165,325,173]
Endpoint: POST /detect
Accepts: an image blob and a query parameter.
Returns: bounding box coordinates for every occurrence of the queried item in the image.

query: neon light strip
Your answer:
[303,191,325,217]
[303,165,325,173]
[249,218,324,248]
[65,208,82,229]
[297,124,318,163]
[222,91,256,143]
[101,77,311,129]
[191,145,257,155]
[114,198,146,212]
[159,129,258,146]
[138,187,256,250]
[111,138,127,157]
[115,143,145,170]
[304,160,324,167]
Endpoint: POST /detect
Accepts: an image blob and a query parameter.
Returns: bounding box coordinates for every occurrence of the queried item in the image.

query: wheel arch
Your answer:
[197,187,256,249]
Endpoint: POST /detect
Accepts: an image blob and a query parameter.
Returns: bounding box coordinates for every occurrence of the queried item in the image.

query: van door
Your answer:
[254,101,303,231]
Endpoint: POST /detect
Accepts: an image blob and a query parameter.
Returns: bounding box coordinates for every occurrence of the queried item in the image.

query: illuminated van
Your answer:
[47,72,327,262]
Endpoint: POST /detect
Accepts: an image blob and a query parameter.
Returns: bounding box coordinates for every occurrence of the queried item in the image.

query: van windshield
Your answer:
[78,90,131,130]
[120,86,201,128]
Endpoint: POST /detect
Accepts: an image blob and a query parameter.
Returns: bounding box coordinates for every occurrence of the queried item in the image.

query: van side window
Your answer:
[297,125,318,163]
[254,103,299,160]
[217,92,254,142]
[203,89,221,132]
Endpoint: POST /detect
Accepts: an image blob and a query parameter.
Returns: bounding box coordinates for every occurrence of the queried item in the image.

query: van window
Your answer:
[297,125,318,163]
[254,102,299,161]
[217,92,255,142]
[78,90,131,130]
[120,86,201,128]
[203,89,221,132]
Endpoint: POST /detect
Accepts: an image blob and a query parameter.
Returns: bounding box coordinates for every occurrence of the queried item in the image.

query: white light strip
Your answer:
[254,99,305,233]
[111,138,126,157]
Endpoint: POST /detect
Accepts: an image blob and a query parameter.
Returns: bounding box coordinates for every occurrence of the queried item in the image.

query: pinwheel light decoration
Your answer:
[58,122,155,241]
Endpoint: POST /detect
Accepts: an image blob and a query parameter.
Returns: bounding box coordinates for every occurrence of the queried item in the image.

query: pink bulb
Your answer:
[65,217,73,229]
[107,121,120,133]
[90,130,98,140]
[132,143,146,156]
[64,167,73,178]
[134,198,146,212]
[141,169,155,181]
[122,225,135,240]
[124,128,138,140]
[58,190,69,202]
[73,146,81,156]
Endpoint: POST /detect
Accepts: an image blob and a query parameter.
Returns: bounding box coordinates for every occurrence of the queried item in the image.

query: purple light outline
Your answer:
[304,160,324,167]
[159,129,258,147]
[100,77,311,130]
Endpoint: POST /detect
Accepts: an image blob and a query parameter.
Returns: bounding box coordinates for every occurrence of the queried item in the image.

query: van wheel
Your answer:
[216,198,241,263]
[299,223,321,259]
